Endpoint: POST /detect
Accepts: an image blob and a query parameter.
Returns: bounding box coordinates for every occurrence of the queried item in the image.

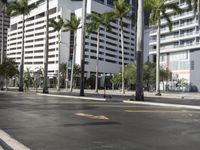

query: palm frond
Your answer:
[165,3,183,14]
[162,10,172,31]
[49,16,64,32]
[63,15,80,32]
[5,0,37,17]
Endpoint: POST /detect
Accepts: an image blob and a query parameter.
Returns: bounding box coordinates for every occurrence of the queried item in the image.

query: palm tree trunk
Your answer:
[95,28,100,93]
[1,7,5,65]
[198,0,200,23]
[0,7,5,90]
[70,32,77,92]
[156,19,161,95]
[80,0,87,96]
[43,0,49,94]
[5,74,7,91]
[65,63,69,90]
[120,19,125,94]
[135,0,144,100]
[198,1,200,42]
[18,14,25,92]
[57,31,61,91]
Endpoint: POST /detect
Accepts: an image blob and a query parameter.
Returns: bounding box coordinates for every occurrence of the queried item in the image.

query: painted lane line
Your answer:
[75,113,109,120]
[123,100,200,110]
[37,93,106,101]
[0,129,30,150]
[124,110,194,113]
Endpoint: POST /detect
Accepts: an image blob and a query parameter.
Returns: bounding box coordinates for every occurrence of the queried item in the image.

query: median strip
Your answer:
[37,93,106,101]
[124,100,200,110]
[124,109,188,113]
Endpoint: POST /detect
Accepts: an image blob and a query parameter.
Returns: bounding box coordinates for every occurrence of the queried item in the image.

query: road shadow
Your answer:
[63,121,120,127]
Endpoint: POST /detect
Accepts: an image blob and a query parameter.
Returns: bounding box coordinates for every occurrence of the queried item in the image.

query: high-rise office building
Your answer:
[7,0,135,80]
[149,0,200,91]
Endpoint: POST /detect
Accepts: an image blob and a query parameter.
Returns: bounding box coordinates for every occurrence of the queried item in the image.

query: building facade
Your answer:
[149,0,200,91]
[75,0,135,78]
[7,0,79,77]
[7,0,135,82]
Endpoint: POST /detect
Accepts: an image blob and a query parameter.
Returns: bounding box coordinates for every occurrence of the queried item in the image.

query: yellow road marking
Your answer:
[75,113,109,120]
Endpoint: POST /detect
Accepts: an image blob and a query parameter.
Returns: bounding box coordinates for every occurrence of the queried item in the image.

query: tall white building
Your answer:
[7,0,80,76]
[149,0,200,91]
[7,0,135,81]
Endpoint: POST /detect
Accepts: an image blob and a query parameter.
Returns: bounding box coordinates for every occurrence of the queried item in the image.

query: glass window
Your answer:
[107,0,113,6]
[169,51,188,61]
[93,0,104,3]
[169,61,178,70]
[180,61,190,70]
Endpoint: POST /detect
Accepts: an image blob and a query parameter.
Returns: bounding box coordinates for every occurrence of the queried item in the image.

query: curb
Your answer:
[37,93,106,101]
[0,139,13,150]
[123,100,200,110]
[0,129,30,150]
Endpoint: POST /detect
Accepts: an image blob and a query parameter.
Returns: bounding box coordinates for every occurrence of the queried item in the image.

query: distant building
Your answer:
[144,27,151,62]
[7,0,136,81]
[149,0,200,91]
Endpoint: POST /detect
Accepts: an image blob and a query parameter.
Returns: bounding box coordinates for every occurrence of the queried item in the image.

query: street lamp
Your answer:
[80,0,87,96]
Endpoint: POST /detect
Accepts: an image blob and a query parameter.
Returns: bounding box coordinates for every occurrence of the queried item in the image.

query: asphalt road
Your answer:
[0,92,200,150]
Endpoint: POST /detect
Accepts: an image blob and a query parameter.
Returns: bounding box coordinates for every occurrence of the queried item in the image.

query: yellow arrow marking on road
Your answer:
[75,113,109,120]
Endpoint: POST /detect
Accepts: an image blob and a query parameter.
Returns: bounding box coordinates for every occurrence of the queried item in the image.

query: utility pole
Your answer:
[43,0,49,94]
[80,0,87,96]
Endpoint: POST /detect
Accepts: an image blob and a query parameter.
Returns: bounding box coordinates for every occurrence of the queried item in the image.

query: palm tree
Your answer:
[0,0,9,91]
[63,15,80,92]
[80,0,87,96]
[73,64,81,88]
[87,12,113,94]
[43,0,49,94]
[0,0,8,65]
[111,0,131,94]
[49,16,64,91]
[135,0,144,100]
[6,0,37,92]
[145,0,182,96]
[60,63,67,87]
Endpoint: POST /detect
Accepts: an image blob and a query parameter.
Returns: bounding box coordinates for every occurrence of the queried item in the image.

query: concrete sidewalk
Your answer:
[2,87,200,107]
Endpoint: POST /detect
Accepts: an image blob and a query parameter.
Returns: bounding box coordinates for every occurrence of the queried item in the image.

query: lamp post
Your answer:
[80,0,87,96]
